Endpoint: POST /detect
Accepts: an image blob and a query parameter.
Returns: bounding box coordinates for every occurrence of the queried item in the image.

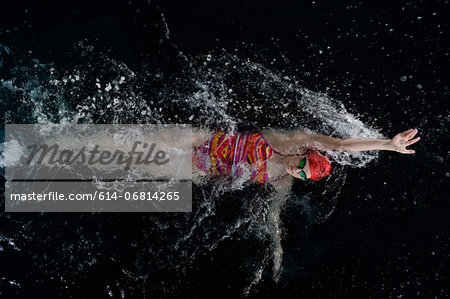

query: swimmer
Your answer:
[192,127,420,281]
[192,128,420,183]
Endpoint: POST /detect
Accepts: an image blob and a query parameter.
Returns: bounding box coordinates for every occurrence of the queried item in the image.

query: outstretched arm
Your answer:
[268,177,293,281]
[298,128,420,154]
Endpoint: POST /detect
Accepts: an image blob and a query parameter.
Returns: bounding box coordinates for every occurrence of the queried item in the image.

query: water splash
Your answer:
[0,40,383,296]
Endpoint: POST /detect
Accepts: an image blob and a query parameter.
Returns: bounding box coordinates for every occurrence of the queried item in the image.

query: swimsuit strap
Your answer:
[271,148,285,156]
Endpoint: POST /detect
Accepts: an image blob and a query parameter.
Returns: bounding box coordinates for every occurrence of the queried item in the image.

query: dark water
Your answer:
[0,0,448,298]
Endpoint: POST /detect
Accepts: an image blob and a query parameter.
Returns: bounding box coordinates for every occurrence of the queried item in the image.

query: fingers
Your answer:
[401,130,412,139]
[401,129,413,137]
[405,128,418,139]
[398,129,419,154]
[406,136,420,145]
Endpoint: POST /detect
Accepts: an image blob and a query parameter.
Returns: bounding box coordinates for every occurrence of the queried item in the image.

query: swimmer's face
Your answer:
[285,155,311,180]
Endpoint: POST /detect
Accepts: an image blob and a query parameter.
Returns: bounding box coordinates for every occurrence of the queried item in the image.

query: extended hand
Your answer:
[390,129,420,154]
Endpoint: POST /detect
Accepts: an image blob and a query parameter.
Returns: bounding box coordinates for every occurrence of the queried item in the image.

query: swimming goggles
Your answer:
[298,157,307,180]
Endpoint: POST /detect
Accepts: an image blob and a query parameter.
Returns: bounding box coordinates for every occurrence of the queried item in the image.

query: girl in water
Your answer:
[192,128,420,183]
[191,127,420,280]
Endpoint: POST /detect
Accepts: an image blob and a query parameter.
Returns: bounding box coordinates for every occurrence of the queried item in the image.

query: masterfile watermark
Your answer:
[26,141,170,171]
[4,124,192,212]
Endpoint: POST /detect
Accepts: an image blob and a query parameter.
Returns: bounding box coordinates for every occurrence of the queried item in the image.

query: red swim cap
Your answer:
[307,151,332,181]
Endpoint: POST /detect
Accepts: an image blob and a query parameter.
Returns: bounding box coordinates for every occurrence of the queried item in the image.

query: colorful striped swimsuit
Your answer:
[193,131,283,184]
